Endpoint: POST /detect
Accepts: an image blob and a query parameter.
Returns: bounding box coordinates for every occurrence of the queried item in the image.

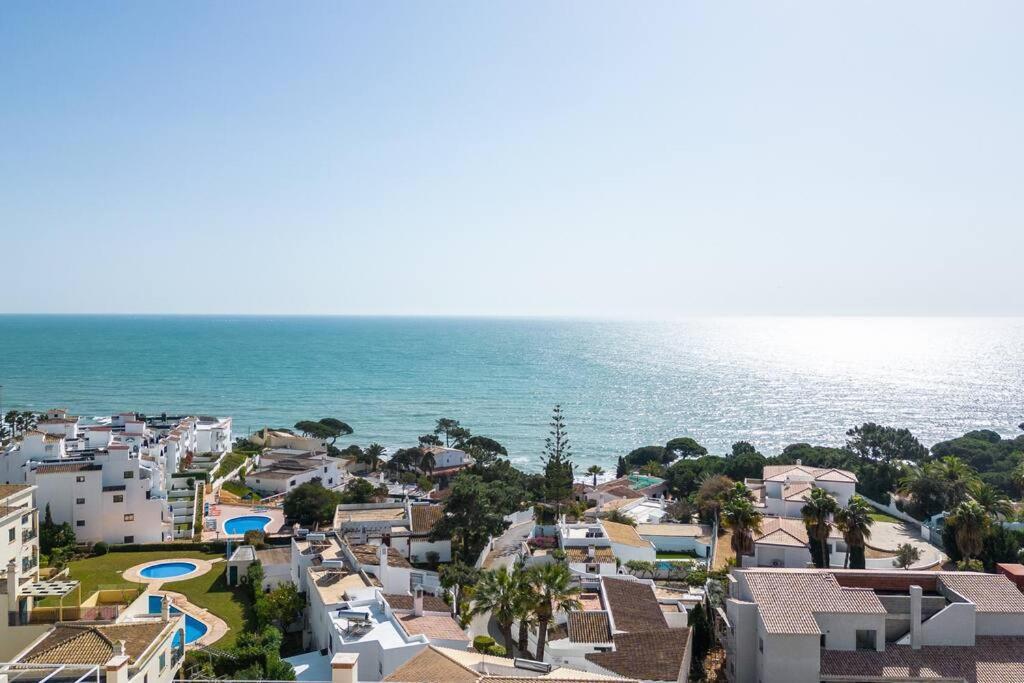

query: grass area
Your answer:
[221,480,263,500]
[869,510,902,524]
[50,550,222,605]
[164,562,251,649]
[211,452,248,480]
[656,551,699,559]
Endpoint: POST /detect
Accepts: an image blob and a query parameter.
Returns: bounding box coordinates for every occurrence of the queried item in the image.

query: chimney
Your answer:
[104,652,130,683]
[6,559,18,621]
[588,545,597,560]
[413,587,424,617]
[796,459,802,466]
[910,584,922,650]
[161,595,170,622]
[378,543,389,570]
[330,653,358,683]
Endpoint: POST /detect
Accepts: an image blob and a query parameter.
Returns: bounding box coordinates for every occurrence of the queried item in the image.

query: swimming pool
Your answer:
[147,595,208,646]
[139,561,198,579]
[223,514,271,535]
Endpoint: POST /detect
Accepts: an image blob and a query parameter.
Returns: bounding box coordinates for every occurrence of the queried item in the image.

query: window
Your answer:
[820,634,827,648]
[289,480,296,486]
[21,514,29,525]
[113,495,124,503]
[124,535,134,543]
[76,498,85,505]
[758,637,763,653]
[856,629,877,651]
[124,514,135,522]
[76,520,85,527]
[8,528,15,543]
[123,471,134,479]
[159,653,166,671]
[76,476,85,483]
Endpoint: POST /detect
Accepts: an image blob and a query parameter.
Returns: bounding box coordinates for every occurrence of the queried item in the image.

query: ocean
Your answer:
[0,315,1021,472]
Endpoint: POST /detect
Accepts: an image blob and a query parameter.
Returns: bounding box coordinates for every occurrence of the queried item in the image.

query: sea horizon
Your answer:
[2,314,1022,473]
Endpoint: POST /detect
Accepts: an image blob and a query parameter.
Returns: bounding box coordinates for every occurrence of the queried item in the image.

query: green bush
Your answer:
[473,635,496,654]
[93,542,109,556]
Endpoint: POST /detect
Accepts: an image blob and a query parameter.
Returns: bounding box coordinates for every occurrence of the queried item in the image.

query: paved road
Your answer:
[868,521,946,568]
[483,520,533,570]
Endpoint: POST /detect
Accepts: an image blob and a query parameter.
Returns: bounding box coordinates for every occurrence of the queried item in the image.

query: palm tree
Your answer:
[936,456,979,508]
[512,559,537,655]
[3,411,18,438]
[970,482,1013,521]
[363,443,385,473]
[721,498,763,558]
[801,488,838,568]
[835,495,875,569]
[470,567,520,655]
[947,500,990,562]
[586,465,605,487]
[1012,460,1024,497]
[527,563,581,662]
[16,412,35,435]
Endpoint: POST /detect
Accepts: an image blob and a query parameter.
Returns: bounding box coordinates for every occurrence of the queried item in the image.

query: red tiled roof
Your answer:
[601,577,667,632]
[820,636,1024,683]
[586,629,690,681]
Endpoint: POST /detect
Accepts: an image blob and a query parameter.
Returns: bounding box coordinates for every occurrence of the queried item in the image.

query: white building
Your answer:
[741,516,846,569]
[249,448,345,495]
[636,523,714,560]
[721,568,1024,683]
[334,501,452,563]
[28,444,172,544]
[195,415,232,454]
[746,462,857,517]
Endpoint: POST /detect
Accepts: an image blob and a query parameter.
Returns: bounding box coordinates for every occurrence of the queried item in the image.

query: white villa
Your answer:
[721,568,1024,683]
[745,461,857,517]
[249,448,346,495]
[333,501,451,564]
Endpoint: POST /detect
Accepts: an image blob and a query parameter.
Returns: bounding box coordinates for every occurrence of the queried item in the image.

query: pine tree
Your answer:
[615,456,627,478]
[542,405,574,518]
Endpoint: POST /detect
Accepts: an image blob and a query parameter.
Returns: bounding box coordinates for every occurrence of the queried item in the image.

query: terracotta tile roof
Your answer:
[820,636,1024,682]
[598,483,644,500]
[585,629,690,682]
[763,464,857,483]
[753,517,841,547]
[20,622,171,665]
[34,462,103,474]
[567,611,612,643]
[601,577,668,632]
[395,613,468,641]
[600,520,649,548]
[410,505,444,533]
[564,546,615,563]
[384,593,450,613]
[349,544,412,569]
[939,573,1024,613]
[782,482,814,502]
[0,484,31,500]
[739,569,886,634]
[384,646,478,682]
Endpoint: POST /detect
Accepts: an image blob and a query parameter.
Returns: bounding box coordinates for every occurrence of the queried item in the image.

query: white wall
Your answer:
[759,634,820,683]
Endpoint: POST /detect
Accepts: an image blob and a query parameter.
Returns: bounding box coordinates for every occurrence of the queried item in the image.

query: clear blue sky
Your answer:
[1,2,1021,317]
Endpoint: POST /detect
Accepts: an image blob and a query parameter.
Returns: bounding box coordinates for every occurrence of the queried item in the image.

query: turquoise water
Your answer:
[139,561,197,579]
[1,315,1022,471]
[223,515,271,535]
[147,595,207,645]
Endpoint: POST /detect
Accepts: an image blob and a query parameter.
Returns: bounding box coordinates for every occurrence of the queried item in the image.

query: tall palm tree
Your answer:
[1012,460,1024,498]
[3,411,18,438]
[947,500,990,562]
[801,488,838,568]
[970,482,1013,521]
[936,456,979,508]
[511,558,537,655]
[835,495,875,569]
[586,465,605,488]
[470,567,520,656]
[527,562,581,662]
[721,498,763,558]
[363,443,385,473]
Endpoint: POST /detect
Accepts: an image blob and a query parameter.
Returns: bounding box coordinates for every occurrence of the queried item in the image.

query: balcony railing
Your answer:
[22,529,37,543]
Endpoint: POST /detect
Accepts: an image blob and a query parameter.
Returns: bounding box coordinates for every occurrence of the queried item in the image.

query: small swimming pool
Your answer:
[147,595,208,646]
[139,561,198,579]
[223,514,271,535]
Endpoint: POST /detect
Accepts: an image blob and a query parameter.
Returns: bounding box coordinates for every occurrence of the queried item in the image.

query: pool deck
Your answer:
[123,557,216,585]
[148,589,229,648]
[200,503,287,541]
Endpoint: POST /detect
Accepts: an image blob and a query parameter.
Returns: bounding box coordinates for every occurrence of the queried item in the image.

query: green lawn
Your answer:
[656,551,699,559]
[57,550,222,602]
[164,562,251,649]
[221,480,263,500]
[869,510,902,524]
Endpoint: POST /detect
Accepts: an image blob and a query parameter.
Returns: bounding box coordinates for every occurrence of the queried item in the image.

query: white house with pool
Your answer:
[202,503,285,539]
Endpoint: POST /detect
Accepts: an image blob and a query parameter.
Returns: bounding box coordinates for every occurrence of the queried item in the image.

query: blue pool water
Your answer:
[223,515,271,535]
[139,561,197,579]
[147,595,208,646]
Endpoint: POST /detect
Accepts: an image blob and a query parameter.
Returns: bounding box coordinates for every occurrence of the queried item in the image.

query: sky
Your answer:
[1,1,1022,317]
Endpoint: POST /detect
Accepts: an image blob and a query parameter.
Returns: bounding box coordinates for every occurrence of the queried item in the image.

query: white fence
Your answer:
[861,495,923,528]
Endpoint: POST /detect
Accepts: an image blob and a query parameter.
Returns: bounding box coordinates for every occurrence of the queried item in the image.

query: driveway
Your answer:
[483,520,533,570]
[868,521,946,568]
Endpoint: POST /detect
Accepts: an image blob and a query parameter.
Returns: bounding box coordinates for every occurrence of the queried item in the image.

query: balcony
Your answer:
[22,528,37,543]
[22,556,38,573]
